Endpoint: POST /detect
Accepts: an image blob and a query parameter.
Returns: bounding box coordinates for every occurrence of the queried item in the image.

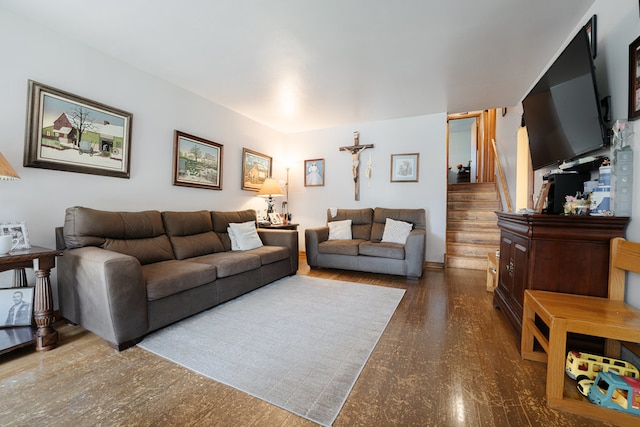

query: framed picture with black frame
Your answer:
[0,287,34,328]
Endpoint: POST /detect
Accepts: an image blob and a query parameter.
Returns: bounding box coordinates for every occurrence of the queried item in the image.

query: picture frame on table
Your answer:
[24,80,132,179]
[390,153,420,182]
[241,148,272,191]
[0,221,30,250]
[585,15,597,59]
[304,158,325,187]
[629,35,640,121]
[268,213,283,225]
[0,287,34,328]
[173,130,223,190]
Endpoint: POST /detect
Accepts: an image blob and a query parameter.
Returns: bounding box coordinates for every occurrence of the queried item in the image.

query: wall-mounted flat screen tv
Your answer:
[523,26,608,170]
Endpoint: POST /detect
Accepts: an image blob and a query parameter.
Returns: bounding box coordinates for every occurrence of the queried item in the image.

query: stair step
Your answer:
[446,255,488,270]
[447,230,500,245]
[447,220,498,231]
[448,191,500,201]
[448,200,501,210]
[448,210,499,221]
[448,182,497,192]
[447,242,499,257]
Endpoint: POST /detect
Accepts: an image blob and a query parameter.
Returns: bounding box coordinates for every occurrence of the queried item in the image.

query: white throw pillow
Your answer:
[228,221,263,250]
[381,218,413,244]
[328,219,352,240]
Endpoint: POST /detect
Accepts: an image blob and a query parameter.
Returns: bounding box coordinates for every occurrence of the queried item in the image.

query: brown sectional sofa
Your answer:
[304,207,426,280]
[57,207,298,350]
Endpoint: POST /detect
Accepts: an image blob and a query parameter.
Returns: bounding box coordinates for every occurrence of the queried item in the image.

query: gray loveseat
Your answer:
[305,208,426,280]
[57,207,298,350]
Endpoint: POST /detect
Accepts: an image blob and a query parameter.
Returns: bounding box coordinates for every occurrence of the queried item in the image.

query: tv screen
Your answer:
[523,27,607,170]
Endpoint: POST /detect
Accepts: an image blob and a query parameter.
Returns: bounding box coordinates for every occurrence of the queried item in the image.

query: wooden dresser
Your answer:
[494,212,629,343]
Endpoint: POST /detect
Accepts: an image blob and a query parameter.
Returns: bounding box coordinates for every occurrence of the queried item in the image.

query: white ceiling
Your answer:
[1,0,594,133]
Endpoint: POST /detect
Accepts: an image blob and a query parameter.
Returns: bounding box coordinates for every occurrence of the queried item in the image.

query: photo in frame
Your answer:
[304,158,325,187]
[241,148,272,191]
[629,35,640,121]
[173,130,223,190]
[585,15,597,59]
[0,221,30,250]
[390,153,420,182]
[268,213,283,224]
[0,287,34,328]
[24,80,132,178]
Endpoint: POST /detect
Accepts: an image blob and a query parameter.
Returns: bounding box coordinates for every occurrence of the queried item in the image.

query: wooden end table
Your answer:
[0,246,62,352]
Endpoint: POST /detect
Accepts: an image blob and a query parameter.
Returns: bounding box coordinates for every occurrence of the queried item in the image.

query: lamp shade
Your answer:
[256,178,284,197]
[0,152,20,180]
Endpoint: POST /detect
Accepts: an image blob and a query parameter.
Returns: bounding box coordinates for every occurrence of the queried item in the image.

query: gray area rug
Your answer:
[138,275,404,426]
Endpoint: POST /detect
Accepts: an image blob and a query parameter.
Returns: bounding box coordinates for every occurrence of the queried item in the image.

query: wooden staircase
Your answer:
[446,182,501,270]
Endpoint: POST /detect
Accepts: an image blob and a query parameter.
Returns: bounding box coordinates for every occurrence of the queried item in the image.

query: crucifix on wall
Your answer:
[339,131,373,201]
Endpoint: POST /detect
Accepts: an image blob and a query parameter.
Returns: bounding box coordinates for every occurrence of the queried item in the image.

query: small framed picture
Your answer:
[390,153,420,182]
[173,130,223,190]
[242,148,272,191]
[268,213,283,224]
[304,158,325,187]
[0,222,30,250]
[629,35,640,121]
[0,287,34,328]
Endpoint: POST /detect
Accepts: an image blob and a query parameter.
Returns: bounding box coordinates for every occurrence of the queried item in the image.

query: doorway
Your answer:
[446,110,497,184]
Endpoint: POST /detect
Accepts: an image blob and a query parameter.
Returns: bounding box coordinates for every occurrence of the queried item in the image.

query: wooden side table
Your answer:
[0,246,62,352]
[258,223,299,231]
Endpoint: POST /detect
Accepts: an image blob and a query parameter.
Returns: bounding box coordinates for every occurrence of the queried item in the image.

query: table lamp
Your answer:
[256,178,284,216]
[0,152,20,180]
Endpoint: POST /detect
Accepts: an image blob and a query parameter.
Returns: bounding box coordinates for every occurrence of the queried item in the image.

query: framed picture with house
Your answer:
[24,80,133,178]
[173,130,223,190]
[241,148,272,191]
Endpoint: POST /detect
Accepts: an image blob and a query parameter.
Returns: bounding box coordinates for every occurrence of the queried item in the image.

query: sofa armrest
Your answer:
[257,229,299,273]
[405,229,426,279]
[304,226,329,267]
[58,246,148,347]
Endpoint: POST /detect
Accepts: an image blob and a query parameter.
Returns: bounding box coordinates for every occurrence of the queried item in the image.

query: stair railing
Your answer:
[491,138,513,213]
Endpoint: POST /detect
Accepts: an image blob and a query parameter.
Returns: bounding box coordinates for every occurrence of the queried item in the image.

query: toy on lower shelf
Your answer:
[565,350,640,382]
[587,371,640,416]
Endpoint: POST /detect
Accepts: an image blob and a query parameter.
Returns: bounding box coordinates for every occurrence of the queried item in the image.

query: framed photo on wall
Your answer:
[390,153,420,182]
[0,287,34,327]
[304,158,325,186]
[173,130,223,190]
[241,148,272,191]
[629,35,640,121]
[24,80,132,178]
[0,221,30,250]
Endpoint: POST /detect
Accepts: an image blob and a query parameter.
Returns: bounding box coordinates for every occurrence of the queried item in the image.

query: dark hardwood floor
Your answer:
[0,258,615,426]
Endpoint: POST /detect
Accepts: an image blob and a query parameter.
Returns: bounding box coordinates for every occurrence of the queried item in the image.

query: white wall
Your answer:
[588,0,640,307]
[284,114,448,264]
[0,11,284,292]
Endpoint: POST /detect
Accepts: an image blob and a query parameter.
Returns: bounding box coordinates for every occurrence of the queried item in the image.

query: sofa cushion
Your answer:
[64,206,168,247]
[326,208,373,240]
[211,210,257,251]
[228,221,263,250]
[371,208,426,242]
[190,251,261,278]
[359,241,406,260]
[142,260,217,301]
[318,239,365,256]
[381,218,413,244]
[163,210,225,259]
[245,245,290,265]
[103,235,175,265]
[328,219,352,240]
